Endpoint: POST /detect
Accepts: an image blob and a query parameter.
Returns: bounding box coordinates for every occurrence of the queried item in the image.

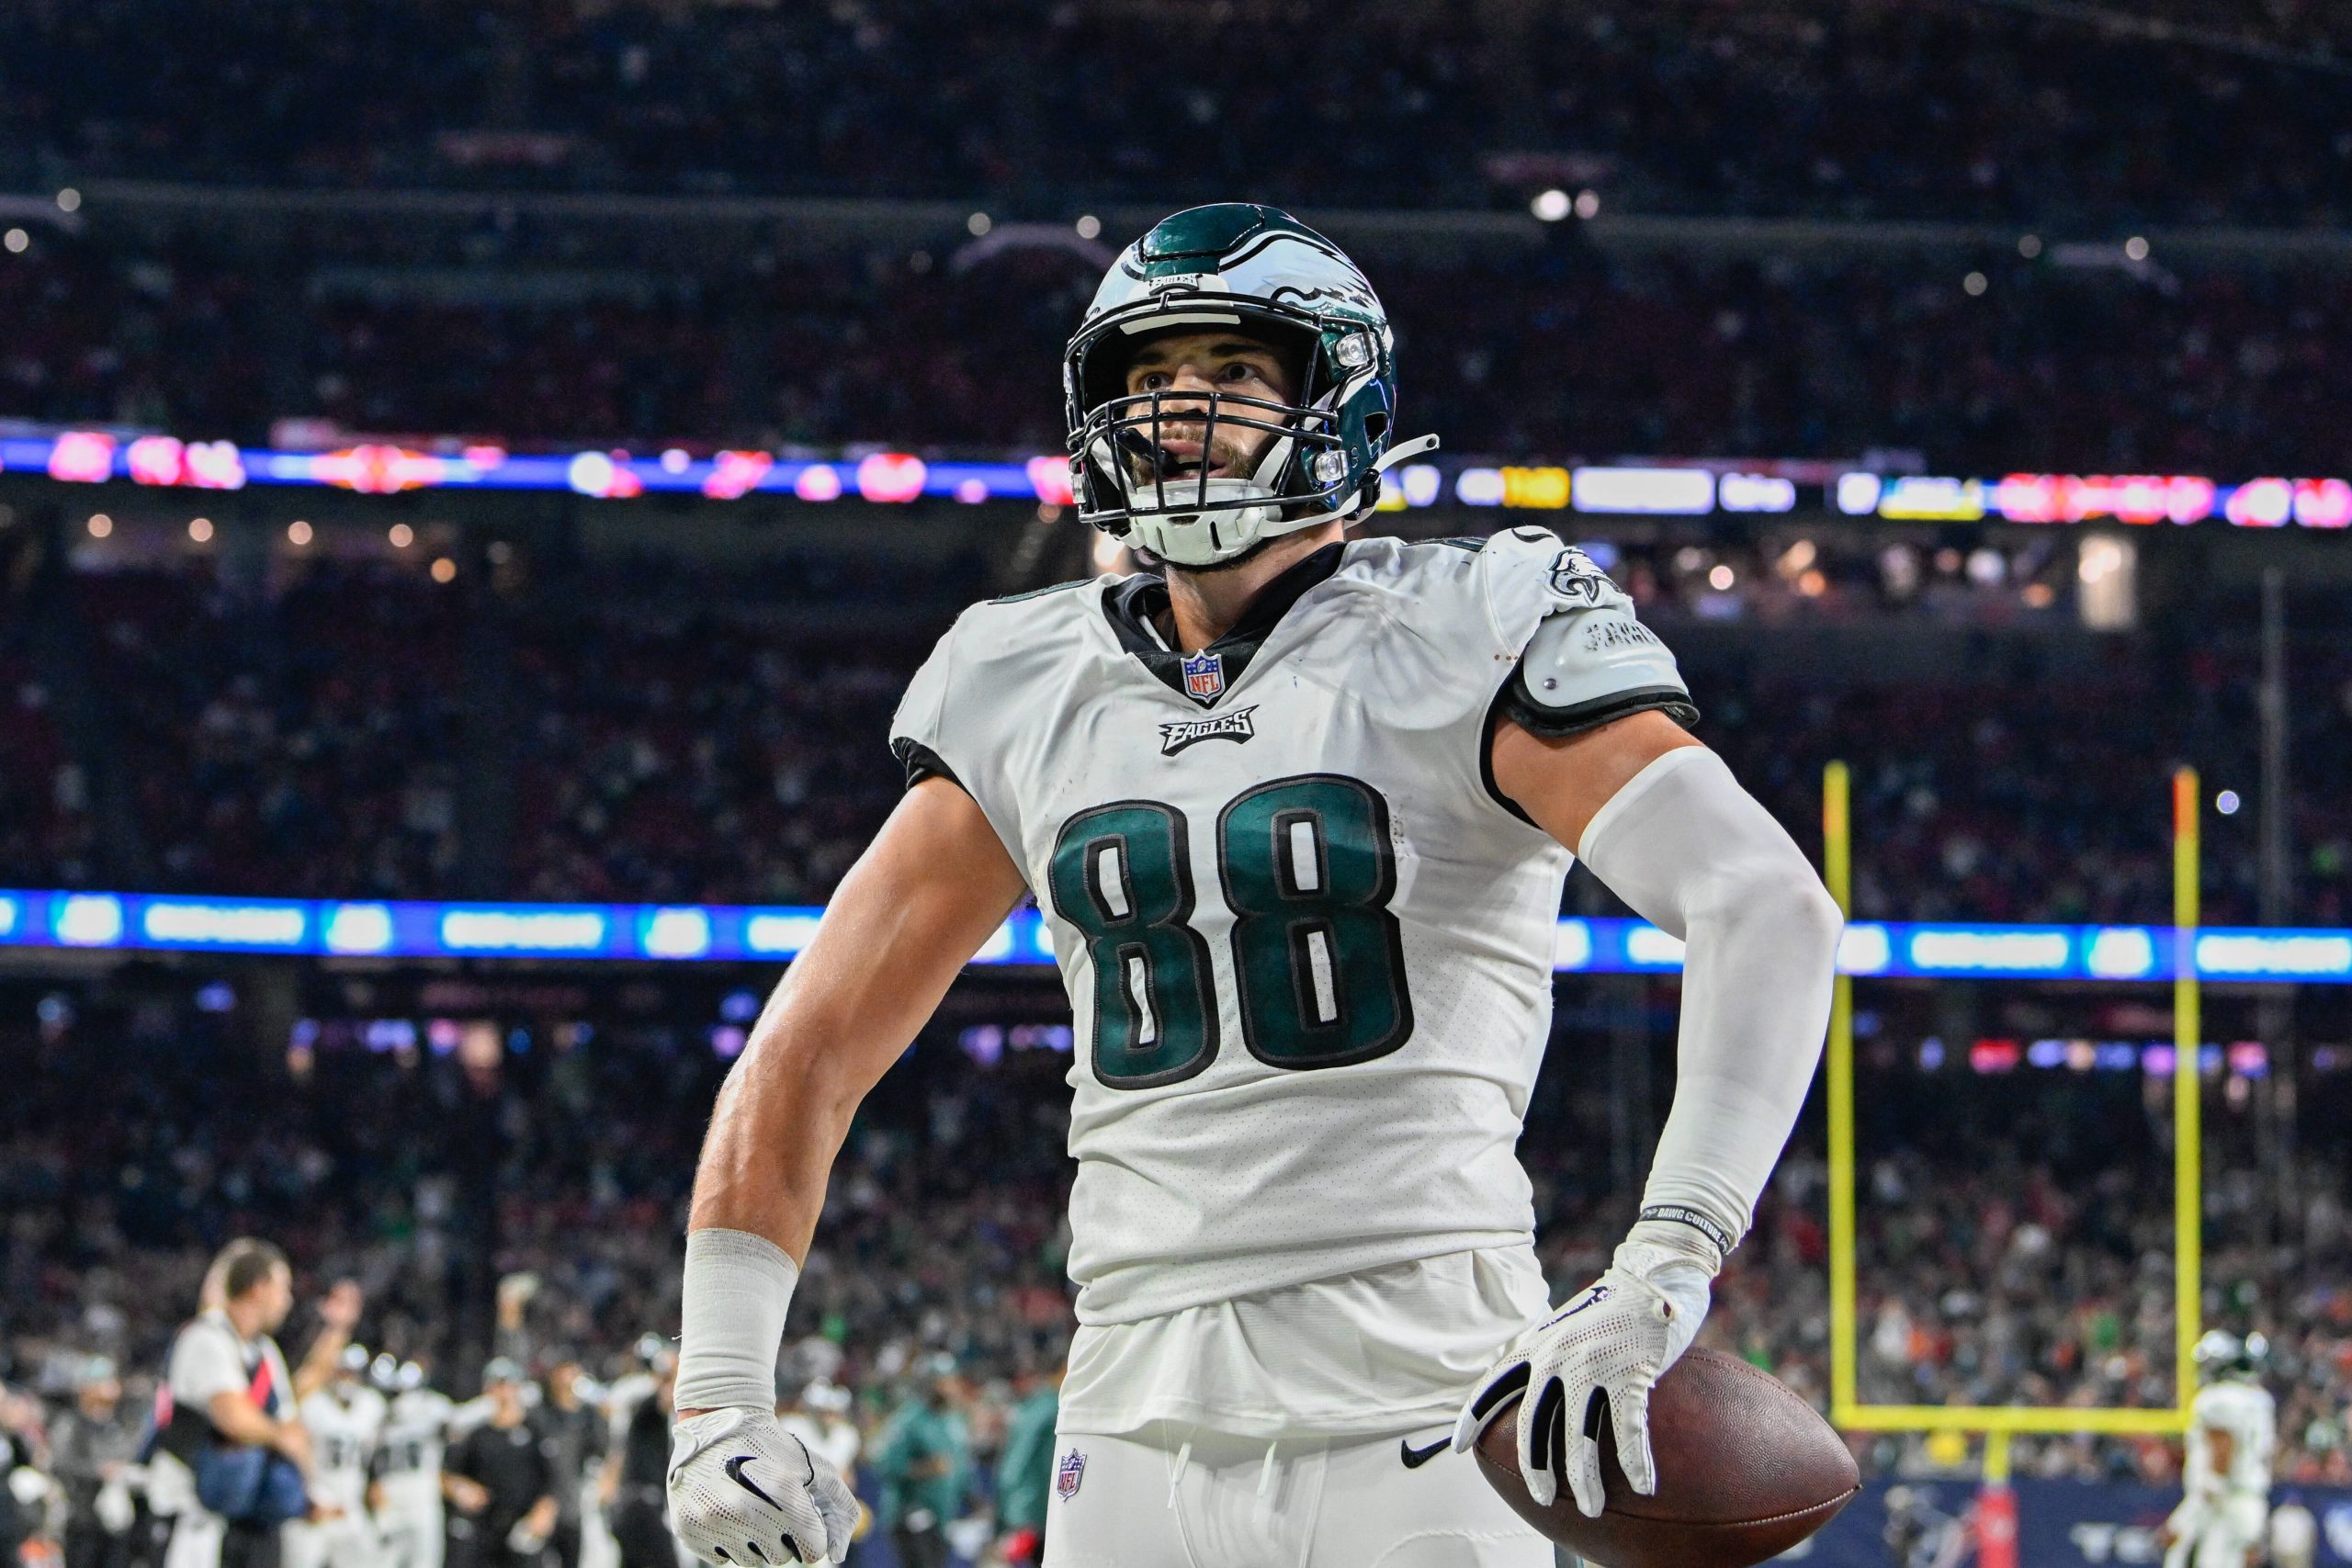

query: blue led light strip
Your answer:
[1,889,2345,982]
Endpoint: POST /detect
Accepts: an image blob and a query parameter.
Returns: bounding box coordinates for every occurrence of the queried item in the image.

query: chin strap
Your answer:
[1372,434,1441,473]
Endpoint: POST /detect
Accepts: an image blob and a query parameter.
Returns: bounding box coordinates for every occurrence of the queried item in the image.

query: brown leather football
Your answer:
[1473,1348,1859,1568]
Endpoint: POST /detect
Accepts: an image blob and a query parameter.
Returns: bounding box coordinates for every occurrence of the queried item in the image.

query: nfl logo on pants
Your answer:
[1056,1449,1086,1501]
[1181,649,1225,701]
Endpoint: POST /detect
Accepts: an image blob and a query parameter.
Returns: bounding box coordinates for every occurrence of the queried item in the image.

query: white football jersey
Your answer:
[892,528,1691,1325]
[375,1387,455,1506]
[2187,1380,2275,1499]
[300,1385,387,1513]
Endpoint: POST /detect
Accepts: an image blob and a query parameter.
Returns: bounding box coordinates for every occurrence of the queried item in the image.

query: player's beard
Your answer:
[1123,420,1267,492]
[1119,421,1326,576]
[1123,427,1288,577]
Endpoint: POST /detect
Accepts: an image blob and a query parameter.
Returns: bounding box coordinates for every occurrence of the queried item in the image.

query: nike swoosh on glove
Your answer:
[669,1408,860,1566]
[1449,1240,1713,1517]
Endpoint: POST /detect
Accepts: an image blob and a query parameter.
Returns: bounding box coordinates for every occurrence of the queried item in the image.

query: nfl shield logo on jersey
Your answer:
[1180,649,1225,702]
[1056,1449,1086,1501]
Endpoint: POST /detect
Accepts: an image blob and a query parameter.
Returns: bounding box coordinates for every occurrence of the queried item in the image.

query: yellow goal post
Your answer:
[1820,761,2203,1453]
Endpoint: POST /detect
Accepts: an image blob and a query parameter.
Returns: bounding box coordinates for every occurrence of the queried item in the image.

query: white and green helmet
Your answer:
[1064,203,1435,568]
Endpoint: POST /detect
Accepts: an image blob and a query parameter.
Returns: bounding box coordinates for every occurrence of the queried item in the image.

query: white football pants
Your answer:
[376,1501,445,1568]
[2165,1495,2267,1568]
[284,1513,384,1568]
[1041,1427,1551,1568]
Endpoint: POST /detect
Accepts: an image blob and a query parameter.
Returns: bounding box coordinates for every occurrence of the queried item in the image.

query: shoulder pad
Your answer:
[1513,604,1694,732]
[989,577,1092,605]
[1476,525,1638,644]
[1478,529,1696,736]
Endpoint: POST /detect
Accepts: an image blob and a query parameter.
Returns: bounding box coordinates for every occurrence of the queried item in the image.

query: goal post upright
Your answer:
[1823,761,1860,1418]
[2174,767,2202,1413]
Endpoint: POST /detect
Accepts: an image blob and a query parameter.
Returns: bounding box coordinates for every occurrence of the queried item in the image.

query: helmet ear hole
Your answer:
[1363,412,1389,445]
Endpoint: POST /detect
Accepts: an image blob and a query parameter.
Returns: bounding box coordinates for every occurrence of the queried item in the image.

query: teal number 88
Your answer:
[1048,775,1413,1088]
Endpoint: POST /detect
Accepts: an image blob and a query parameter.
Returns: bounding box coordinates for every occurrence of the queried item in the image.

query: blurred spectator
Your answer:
[4,3,2347,226]
[46,1359,140,1568]
[2,1382,59,1566]
[871,1359,969,1568]
[2,989,2348,1495]
[6,236,2348,476]
[14,534,2349,926]
[991,1363,1059,1568]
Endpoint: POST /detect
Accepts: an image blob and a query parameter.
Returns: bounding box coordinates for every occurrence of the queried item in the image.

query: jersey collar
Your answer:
[1102,541,1348,707]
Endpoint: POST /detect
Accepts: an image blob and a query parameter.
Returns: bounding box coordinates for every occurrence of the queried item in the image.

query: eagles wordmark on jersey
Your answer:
[889,525,1693,1325]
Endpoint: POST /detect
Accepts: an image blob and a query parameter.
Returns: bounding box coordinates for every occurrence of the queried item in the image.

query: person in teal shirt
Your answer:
[993,1362,1062,1566]
[872,1357,968,1568]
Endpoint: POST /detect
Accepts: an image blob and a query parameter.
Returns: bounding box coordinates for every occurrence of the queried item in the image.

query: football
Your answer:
[1472,1348,1860,1568]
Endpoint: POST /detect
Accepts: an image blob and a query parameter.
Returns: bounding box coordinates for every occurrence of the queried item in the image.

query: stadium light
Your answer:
[1530,188,1570,222]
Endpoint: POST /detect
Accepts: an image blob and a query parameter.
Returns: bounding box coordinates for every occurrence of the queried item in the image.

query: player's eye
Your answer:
[1135,371,1170,391]
[1218,362,1258,382]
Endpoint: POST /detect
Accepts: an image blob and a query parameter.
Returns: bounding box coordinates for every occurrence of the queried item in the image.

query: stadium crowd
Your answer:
[1,999,2347,1568]
[6,538,2347,928]
[5,1,2349,226]
[5,235,2348,476]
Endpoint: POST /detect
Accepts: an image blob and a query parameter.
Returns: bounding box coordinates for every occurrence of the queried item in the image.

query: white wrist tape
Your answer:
[674,1228,799,1412]
[1578,747,1841,1263]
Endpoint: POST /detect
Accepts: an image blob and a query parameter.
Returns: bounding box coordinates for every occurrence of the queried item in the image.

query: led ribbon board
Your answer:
[0,888,2345,979]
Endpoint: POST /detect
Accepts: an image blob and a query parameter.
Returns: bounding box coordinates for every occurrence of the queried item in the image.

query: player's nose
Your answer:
[1154,375,1224,438]
[1159,364,1222,408]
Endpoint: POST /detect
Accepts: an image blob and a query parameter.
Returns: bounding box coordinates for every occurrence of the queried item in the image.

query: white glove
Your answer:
[1451,1238,1713,1517]
[669,1408,860,1566]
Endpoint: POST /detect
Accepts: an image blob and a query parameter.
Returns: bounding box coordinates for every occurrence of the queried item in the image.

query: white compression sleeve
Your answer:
[1577,747,1841,1268]
[674,1228,800,1412]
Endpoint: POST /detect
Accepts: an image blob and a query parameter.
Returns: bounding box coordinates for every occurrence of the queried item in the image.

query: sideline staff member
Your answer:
[444,1362,557,1568]
[156,1241,313,1568]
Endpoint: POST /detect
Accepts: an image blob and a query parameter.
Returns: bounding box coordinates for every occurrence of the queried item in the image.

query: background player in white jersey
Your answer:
[286,1348,387,1568]
[664,204,1842,1567]
[371,1359,455,1568]
[774,1385,858,1508]
[2164,1332,2277,1568]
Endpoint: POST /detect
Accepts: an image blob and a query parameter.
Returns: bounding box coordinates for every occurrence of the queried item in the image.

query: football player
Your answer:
[665,204,1840,1567]
[2164,1331,2277,1568]
[371,1359,455,1568]
[285,1346,388,1568]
